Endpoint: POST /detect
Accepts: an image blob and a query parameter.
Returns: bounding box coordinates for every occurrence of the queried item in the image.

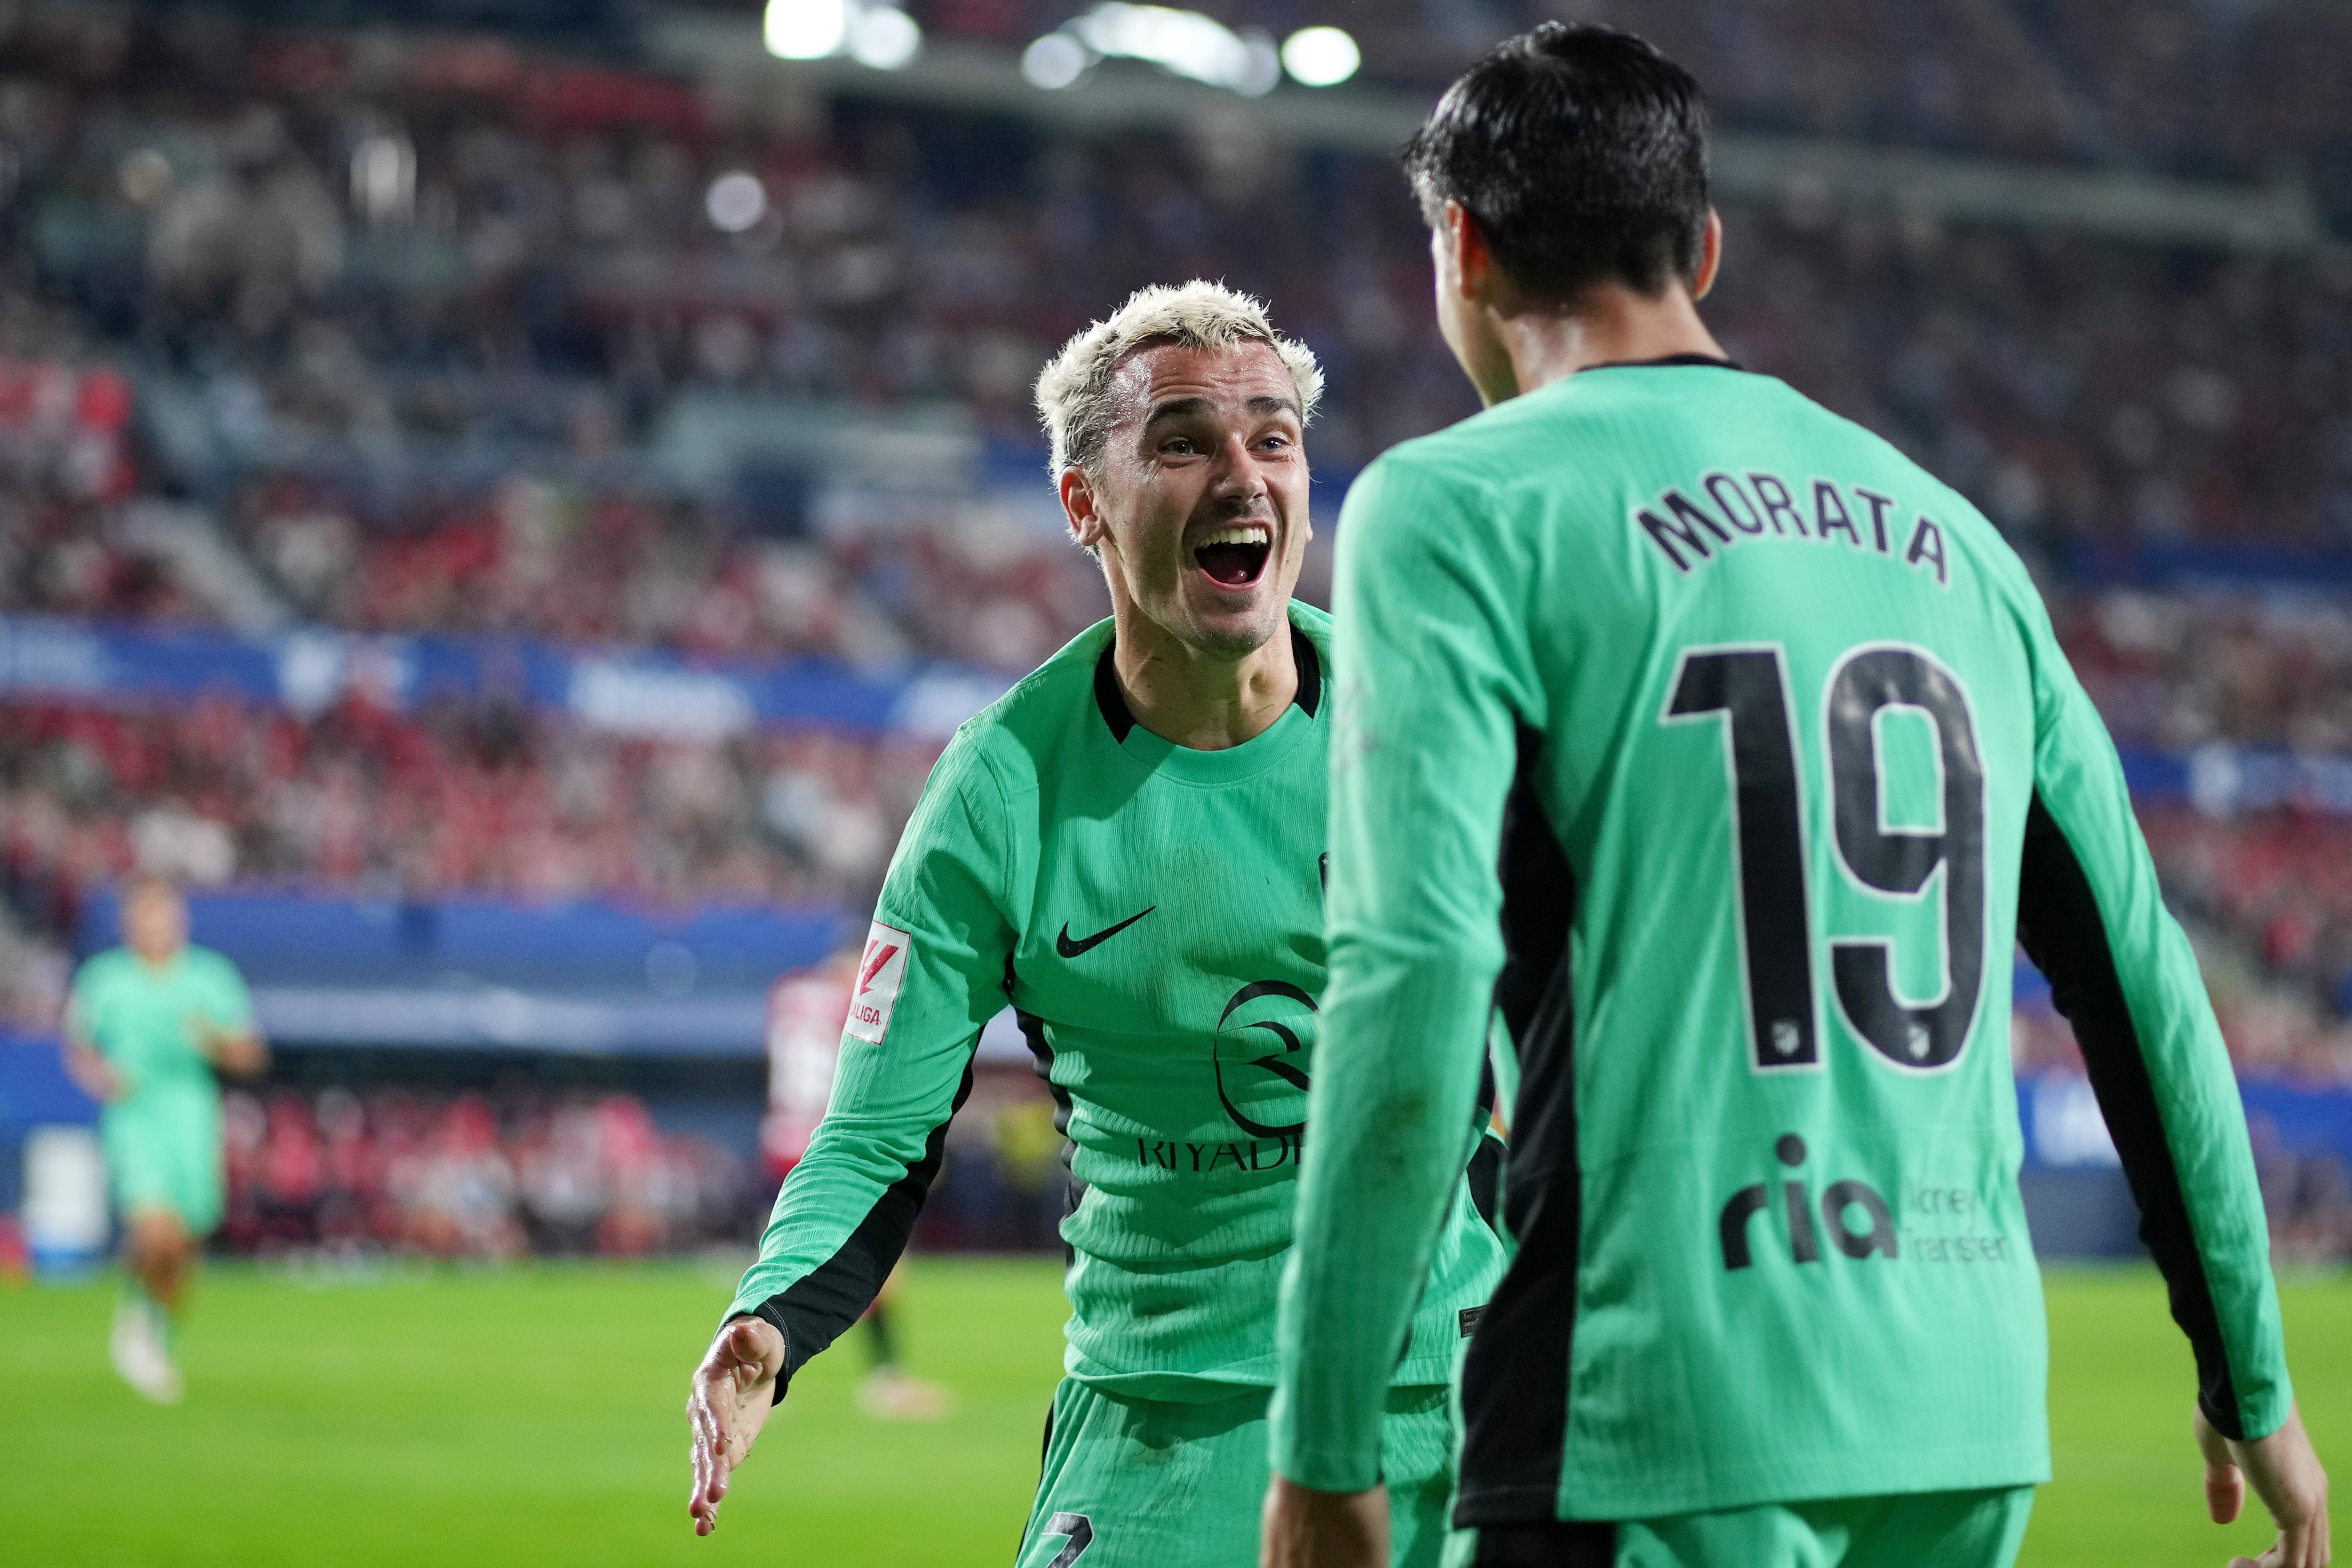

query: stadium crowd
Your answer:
[0,8,2346,1148]
[0,8,2340,557]
[215,1086,746,1258]
[205,1077,1065,1259]
[0,690,938,1023]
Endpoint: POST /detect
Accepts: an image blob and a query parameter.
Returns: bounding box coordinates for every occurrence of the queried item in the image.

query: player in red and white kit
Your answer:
[763,945,952,1422]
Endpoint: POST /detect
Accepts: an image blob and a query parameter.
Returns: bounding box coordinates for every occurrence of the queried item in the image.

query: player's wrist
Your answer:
[1268,1441,1382,1496]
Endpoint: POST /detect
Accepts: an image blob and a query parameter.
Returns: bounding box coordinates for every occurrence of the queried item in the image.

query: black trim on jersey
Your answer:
[1465,1055,1503,1232]
[1468,1520,1619,1566]
[2016,790,2245,1438]
[1011,959,1086,1266]
[1090,622,1322,742]
[1466,1132,1505,1235]
[1582,352,1746,374]
[1291,623,1322,716]
[1455,726,1584,1527]
[752,1057,976,1402]
[1094,641,1138,743]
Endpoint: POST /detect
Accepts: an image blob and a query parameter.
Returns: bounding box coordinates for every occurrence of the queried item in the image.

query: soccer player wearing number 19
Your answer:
[1265,25,2328,1568]
[686,282,1504,1567]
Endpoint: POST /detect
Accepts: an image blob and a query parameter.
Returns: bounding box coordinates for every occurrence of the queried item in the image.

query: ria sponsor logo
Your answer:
[1718,1134,1898,1270]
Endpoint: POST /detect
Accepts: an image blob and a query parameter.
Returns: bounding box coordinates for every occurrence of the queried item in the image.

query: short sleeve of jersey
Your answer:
[191,949,255,1032]
[68,954,127,1056]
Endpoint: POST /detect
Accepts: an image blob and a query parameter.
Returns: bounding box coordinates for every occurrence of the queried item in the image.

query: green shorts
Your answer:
[1444,1485,2034,1568]
[102,1107,224,1239]
[1018,1379,1456,1568]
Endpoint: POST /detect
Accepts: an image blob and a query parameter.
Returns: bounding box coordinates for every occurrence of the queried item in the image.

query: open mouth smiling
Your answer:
[1193,522,1272,588]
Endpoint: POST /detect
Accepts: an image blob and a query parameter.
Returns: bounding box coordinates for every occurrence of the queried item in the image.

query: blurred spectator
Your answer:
[208,1080,1073,1260]
[0,692,939,916]
[219,1085,756,1260]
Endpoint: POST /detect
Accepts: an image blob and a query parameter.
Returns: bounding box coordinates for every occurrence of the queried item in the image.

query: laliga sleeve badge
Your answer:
[844,921,913,1043]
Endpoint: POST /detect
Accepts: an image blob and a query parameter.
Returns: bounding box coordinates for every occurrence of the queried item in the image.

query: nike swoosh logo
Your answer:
[1056,906,1156,958]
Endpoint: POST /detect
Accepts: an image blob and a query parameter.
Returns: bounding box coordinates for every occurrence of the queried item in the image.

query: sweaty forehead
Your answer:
[1105,340,1298,428]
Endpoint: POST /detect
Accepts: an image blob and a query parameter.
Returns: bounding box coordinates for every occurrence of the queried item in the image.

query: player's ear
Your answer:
[1445,199,1490,304]
[1691,209,1724,301]
[1060,465,1107,552]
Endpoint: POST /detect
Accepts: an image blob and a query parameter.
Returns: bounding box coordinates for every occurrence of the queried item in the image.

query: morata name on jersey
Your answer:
[1633,470,1950,588]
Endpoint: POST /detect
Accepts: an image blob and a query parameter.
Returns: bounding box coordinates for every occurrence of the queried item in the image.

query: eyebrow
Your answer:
[1142,393,1303,424]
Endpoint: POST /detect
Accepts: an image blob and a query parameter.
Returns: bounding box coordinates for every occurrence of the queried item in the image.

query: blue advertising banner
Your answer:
[0,614,1011,741]
[14,614,2349,812]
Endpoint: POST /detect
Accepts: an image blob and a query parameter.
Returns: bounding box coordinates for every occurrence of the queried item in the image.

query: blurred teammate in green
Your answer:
[62,877,266,1403]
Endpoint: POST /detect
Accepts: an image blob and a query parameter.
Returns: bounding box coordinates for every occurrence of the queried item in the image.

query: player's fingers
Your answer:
[690,1413,715,1497]
[2209,1459,2247,1525]
[727,1317,770,1368]
[689,1396,731,1504]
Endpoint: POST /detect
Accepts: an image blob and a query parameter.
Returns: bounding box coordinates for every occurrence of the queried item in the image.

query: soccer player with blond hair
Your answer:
[686,280,1503,1567]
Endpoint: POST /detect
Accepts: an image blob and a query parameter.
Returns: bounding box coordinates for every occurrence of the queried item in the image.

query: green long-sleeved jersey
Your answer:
[731,603,1504,1401]
[1270,359,2289,1522]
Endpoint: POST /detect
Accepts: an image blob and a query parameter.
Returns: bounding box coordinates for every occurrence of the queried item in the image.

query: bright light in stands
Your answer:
[763,0,850,60]
[1022,32,1090,89]
[1279,26,1359,87]
[705,171,770,233]
[1055,4,1280,96]
[117,147,172,207]
[847,3,922,70]
[349,133,415,225]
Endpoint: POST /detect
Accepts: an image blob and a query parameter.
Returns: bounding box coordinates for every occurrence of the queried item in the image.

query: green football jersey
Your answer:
[730,603,1504,1401]
[70,944,252,1129]
[1271,360,2288,1521]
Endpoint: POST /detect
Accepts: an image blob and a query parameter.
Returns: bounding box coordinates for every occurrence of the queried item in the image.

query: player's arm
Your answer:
[190,1022,266,1076]
[688,736,1018,1535]
[1268,459,1524,1543]
[58,994,126,1103]
[57,971,136,1103]
[2014,598,2328,1566]
[187,961,267,1078]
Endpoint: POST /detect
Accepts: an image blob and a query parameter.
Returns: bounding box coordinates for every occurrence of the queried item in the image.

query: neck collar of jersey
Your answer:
[1094,619,1319,746]
[1581,352,1746,374]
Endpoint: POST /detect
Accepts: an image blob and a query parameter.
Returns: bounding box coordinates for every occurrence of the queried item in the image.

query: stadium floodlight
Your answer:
[1279,25,1359,87]
[763,0,850,60]
[1052,3,1279,96]
[705,171,770,233]
[847,3,922,69]
[1021,32,1091,89]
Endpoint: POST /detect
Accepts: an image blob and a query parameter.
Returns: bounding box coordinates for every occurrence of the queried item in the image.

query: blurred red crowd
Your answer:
[218,1085,749,1259]
[0,692,923,898]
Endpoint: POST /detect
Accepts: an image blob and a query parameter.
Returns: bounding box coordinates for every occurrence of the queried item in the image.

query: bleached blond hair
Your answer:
[1034,280,1324,478]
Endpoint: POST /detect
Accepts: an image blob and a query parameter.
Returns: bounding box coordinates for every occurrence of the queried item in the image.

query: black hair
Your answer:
[1403,23,1711,303]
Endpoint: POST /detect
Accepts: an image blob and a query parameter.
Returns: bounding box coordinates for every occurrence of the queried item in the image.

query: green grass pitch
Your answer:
[0,1258,2342,1565]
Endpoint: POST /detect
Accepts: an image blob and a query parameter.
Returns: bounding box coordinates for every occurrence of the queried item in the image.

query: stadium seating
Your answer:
[1,5,2349,1259]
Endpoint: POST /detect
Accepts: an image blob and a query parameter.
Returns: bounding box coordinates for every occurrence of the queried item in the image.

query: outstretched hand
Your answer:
[2197,1401,2330,1568]
[687,1315,786,1536]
